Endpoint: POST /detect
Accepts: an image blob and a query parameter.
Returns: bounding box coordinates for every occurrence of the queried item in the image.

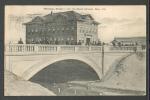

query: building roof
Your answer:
[113,36,146,42]
[24,11,99,25]
[27,16,45,24]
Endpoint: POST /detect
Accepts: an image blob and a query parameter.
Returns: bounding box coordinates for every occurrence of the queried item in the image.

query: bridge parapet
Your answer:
[108,45,146,53]
[5,44,145,55]
[5,44,102,55]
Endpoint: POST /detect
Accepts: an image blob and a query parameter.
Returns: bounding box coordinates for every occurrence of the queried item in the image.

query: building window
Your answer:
[66,28,69,30]
[67,37,70,41]
[35,29,38,32]
[82,30,84,33]
[27,29,30,32]
[48,29,51,31]
[30,33,33,35]
[86,30,89,33]
[49,37,52,41]
[80,30,82,33]
[71,37,74,40]
[57,28,60,31]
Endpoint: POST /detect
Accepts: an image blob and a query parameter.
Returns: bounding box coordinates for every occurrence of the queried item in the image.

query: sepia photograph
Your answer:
[4,5,146,96]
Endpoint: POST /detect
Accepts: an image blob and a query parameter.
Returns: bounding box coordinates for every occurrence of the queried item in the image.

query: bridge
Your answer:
[5,44,142,81]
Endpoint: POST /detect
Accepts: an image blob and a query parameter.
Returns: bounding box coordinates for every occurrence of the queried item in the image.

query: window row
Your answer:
[27,27,75,32]
[79,29,97,33]
[27,31,75,35]
[29,37,74,41]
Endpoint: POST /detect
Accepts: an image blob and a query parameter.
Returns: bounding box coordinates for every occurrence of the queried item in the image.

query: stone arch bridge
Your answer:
[5,44,138,81]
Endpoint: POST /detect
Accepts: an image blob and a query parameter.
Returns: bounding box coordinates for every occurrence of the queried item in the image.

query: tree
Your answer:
[112,41,116,46]
[18,38,23,44]
[118,42,121,47]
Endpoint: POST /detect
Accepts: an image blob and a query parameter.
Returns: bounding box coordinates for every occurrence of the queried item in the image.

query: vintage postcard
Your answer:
[4,5,146,96]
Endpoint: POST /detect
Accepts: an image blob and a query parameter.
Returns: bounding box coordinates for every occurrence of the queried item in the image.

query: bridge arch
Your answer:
[22,54,102,80]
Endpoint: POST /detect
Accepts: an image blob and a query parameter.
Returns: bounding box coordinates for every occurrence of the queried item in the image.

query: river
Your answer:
[35,81,145,96]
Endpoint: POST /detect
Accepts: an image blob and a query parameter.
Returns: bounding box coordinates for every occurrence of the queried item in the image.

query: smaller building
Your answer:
[111,37,146,46]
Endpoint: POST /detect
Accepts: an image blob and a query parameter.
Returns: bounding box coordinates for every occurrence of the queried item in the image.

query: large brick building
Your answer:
[24,11,99,45]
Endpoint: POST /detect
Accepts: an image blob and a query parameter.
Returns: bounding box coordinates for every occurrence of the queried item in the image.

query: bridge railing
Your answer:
[5,44,102,54]
[107,45,146,53]
[5,44,145,55]
[109,46,136,50]
[108,45,144,51]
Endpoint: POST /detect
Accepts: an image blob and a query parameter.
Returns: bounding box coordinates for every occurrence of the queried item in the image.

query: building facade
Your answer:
[24,11,99,45]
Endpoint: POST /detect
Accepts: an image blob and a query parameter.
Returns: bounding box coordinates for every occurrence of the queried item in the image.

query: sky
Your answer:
[5,5,146,44]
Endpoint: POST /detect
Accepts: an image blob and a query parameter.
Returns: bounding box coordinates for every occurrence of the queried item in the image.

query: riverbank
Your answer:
[69,52,146,95]
[96,52,146,92]
[4,70,56,96]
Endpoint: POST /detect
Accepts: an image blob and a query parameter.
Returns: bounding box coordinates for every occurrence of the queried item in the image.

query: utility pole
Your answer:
[101,42,104,76]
